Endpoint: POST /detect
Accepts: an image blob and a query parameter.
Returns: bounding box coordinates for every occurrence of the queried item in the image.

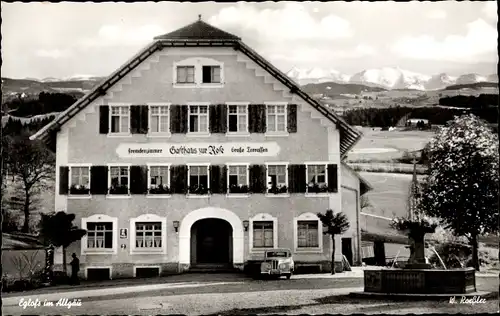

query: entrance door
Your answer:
[191,218,232,265]
[342,238,353,266]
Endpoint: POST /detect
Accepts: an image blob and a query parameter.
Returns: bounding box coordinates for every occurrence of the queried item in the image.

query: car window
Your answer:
[266,251,288,257]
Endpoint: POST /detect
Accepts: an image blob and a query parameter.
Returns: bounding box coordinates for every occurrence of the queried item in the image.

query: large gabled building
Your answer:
[31,17,371,280]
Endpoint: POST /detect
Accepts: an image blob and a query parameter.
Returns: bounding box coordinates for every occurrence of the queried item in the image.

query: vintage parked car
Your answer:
[260,248,294,279]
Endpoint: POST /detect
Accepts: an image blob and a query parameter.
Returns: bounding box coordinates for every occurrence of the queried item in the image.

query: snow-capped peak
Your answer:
[64,74,101,81]
[455,73,488,85]
[424,73,458,90]
[286,67,350,85]
[349,67,431,90]
[287,66,494,90]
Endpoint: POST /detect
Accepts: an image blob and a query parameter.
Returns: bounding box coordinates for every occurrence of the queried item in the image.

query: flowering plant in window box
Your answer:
[188,184,210,195]
[108,185,129,195]
[267,185,288,194]
[148,184,171,195]
[307,183,329,193]
[228,184,249,194]
[69,185,90,195]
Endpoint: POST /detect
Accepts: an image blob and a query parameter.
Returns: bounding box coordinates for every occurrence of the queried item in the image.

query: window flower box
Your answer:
[267,185,288,195]
[307,183,329,194]
[228,184,249,194]
[108,185,129,195]
[148,185,171,195]
[69,185,90,195]
[188,185,210,195]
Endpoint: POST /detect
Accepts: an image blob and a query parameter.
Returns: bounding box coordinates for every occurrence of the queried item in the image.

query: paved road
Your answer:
[3,275,498,315]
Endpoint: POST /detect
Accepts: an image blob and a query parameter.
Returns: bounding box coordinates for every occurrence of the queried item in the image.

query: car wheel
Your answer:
[285,273,292,280]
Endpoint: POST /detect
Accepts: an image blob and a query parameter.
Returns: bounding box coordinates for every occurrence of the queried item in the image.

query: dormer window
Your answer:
[202,66,221,83]
[173,57,224,88]
[176,66,195,84]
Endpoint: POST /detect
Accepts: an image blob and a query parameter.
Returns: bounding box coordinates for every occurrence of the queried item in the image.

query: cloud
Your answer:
[483,1,497,19]
[426,9,447,19]
[77,24,165,48]
[35,49,71,59]
[208,3,353,43]
[391,18,497,62]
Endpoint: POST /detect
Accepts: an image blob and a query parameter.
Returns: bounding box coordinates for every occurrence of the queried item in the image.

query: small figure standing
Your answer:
[70,253,80,285]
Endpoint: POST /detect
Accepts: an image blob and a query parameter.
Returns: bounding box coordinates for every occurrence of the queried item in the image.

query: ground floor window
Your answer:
[87,222,113,249]
[297,220,319,248]
[135,222,162,248]
[252,221,274,248]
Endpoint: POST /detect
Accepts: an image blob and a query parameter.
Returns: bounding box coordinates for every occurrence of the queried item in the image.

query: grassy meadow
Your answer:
[346,127,435,163]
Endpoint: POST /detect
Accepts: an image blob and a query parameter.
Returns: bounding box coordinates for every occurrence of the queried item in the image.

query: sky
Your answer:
[1,1,498,79]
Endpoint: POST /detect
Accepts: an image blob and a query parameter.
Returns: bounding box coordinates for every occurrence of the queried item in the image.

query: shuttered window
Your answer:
[266,104,287,132]
[109,166,130,195]
[110,106,130,134]
[228,105,248,133]
[189,105,209,133]
[69,166,91,195]
[149,105,170,134]
[306,164,329,193]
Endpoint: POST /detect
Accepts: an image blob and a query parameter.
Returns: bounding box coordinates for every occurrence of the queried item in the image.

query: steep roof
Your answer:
[30,18,363,157]
[154,16,241,40]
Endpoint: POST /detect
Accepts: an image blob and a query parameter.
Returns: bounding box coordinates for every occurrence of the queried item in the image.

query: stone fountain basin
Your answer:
[364,267,476,294]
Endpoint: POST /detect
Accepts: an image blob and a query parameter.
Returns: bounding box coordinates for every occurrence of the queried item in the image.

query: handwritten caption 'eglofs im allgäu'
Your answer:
[19,298,82,309]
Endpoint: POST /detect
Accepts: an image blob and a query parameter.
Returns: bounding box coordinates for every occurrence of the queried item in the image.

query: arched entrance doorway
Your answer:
[191,218,233,265]
[178,207,244,269]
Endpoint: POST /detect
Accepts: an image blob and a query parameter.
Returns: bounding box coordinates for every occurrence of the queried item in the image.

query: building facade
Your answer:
[31,19,371,280]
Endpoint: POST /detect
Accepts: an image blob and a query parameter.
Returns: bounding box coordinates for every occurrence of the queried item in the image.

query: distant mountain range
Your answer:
[1,67,498,98]
[286,67,498,91]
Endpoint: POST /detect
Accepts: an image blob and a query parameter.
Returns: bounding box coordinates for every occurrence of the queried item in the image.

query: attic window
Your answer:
[177,66,195,84]
[202,66,221,83]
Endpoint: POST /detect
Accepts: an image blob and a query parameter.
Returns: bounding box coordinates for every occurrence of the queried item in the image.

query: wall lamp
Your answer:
[173,221,180,233]
[243,220,249,232]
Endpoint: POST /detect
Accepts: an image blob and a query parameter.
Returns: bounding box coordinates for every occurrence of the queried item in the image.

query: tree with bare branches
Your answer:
[3,133,55,233]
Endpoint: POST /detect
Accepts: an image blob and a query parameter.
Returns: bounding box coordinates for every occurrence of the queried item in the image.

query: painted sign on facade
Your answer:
[116,142,281,158]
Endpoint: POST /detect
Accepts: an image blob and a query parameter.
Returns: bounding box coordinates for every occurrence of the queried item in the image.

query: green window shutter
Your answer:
[256,104,267,133]
[171,165,188,194]
[130,106,141,134]
[209,165,221,193]
[209,105,218,133]
[248,105,256,133]
[327,164,338,193]
[140,106,149,134]
[59,166,69,195]
[289,164,306,193]
[130,165,148,194]
[99,106,109,134]
[249,164,266,193]
[218,104,227,133]
[179,105,188,133]
[90,166,108,195]
[170,105,188,134]
[287,104,297,133]
[170,105,179,133]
